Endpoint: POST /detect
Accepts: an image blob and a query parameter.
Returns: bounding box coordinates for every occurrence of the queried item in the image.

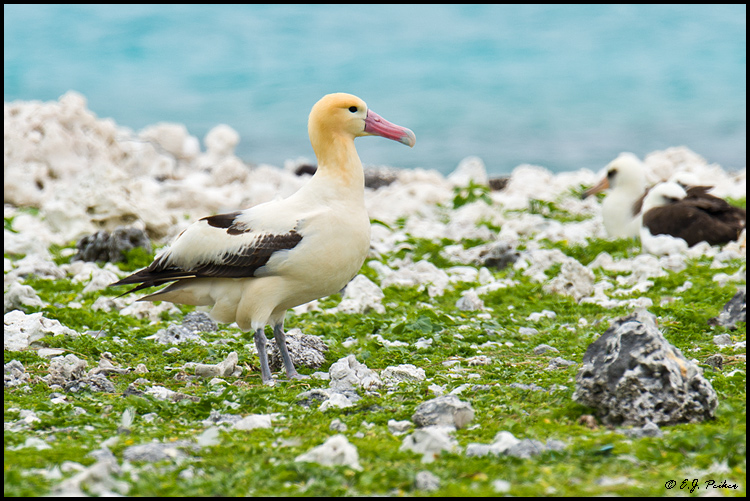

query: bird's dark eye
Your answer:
[607,169,616,179]
[348,106,358,113]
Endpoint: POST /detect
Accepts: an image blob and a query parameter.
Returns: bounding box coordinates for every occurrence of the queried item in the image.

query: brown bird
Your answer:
[641,182,746,247]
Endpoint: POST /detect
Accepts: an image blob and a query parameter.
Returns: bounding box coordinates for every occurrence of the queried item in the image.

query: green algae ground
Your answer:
[4,197,746,497]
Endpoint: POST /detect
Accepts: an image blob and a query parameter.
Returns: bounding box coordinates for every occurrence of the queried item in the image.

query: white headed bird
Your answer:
[582,152,647,238]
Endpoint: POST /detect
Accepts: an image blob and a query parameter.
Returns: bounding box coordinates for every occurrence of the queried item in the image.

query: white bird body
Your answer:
[144,175,371,330]
[111,93,415,383]
[601,186,644,238]
[582,153,647,238]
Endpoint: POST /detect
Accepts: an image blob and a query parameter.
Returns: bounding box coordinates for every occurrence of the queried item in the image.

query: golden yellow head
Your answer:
[308,93,416,148]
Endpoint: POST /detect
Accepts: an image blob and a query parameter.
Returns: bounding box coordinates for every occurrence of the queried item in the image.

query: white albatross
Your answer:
[581,152,647,238]
[110,93,416,384]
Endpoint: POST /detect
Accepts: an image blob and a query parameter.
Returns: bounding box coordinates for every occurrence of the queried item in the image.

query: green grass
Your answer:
[4,199,746,497]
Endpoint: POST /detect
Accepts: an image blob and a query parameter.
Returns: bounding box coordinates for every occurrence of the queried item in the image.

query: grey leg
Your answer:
[254,327,273,385]
[273,323,304,379]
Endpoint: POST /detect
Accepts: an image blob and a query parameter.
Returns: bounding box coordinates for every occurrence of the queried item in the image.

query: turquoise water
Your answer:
[4,4,746,175]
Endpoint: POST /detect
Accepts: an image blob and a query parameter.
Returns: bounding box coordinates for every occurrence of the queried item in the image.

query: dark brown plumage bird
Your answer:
[641,182,746,247]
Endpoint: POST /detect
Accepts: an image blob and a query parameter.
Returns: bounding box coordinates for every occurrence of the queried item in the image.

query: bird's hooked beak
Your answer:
[364,109,416,147]
[581,176,610,199]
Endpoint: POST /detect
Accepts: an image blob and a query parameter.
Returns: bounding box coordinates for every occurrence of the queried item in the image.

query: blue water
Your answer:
[4,4,746,175]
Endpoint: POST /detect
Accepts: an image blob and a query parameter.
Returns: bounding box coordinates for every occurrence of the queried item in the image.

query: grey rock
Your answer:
[328,355,382,392]
[412,395,474,429]
[475,241,519,270]
[364,166,400,189]
[573,310,718,426]
[456,290,484,311]
[488,176,510,191]
[534,344,559,355]
[296,388,336,408]
[74,226,151,263]
[546,356,577,370]
[415,470,441,491]
[4,360,29,388]
[623,420,664,438]
[4,282,44,313]
[181,311,218,333]
[43,354,88,388]
[508,382,546,392]
[329,418,348,432]
[506,439,546,459]
[123,440,197,462]
[64,373,116,393]
[201,410,243,427]
[704,354,724,370]
[708,289,746,330]
[268,329,328,371]
[465,443,494,457]
[148,324,206,345]
[294,434,362,470]
[501,438,565,459]
[543,259,595,301]
[712,333,732,346]
[388,419,413,436]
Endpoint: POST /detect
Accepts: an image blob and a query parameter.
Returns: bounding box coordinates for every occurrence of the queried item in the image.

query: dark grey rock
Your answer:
[64,373,116,393]
[411,395,474,429]
[489,176,510,191]
[123,384,146,398]
[268,329,328,371]
[704,354,724,370]
[74,226,151,263]
[573,310,718,426]
[181,311,218,333]
[4,360,29,388]
[296,388,334,408]
[475,241,519,270]
[364,166,400,189]
[43,354,116,393]
[708,289,746,330]
[295,164,400,190]
[149,324,206,345]
[294,163,317,177]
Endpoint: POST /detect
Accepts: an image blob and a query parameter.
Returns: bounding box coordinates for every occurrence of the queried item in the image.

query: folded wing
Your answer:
[110,210,303,295]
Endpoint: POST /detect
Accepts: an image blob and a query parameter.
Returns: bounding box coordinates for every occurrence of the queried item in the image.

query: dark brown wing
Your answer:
[643,201,743,247]
[110,211,303,296]
[683,187,746,231]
